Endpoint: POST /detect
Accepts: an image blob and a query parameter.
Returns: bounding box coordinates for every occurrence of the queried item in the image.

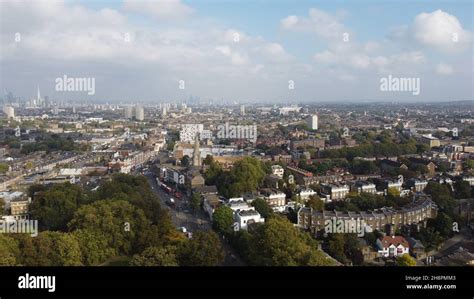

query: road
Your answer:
[145,172,211,232]
[143,170,245,266]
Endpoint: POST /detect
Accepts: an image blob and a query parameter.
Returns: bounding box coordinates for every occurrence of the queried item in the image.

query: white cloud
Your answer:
[280,8,348,41]
[390,10,472,53]
[413,10,471,52]
[122,0,193,20]
[313,50,339,64]
[435,63,454,75]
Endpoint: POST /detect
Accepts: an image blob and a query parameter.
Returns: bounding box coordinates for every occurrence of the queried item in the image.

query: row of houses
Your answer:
[297,196,438,234]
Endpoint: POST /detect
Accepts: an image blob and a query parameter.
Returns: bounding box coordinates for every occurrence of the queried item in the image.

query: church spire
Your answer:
[192,133,201,167]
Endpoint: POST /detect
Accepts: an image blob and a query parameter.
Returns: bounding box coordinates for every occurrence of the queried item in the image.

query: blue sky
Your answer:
[1,0,473,103]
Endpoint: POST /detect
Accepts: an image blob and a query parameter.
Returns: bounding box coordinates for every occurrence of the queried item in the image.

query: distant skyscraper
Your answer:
[124,106,134,119]
[135,106,144,121]
[162,106,167,116]
[3,105,14,119]
[307,114,318,130]
[240,104,245,115]
[37,86,41,102]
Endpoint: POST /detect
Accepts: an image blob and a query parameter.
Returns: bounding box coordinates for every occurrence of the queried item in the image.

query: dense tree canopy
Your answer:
[212,206,234,235]
[68,199,150,255]
[231,217,334,266]
[29,183,86,231]
[178,231,225,266]
[205,157,268,198]
[396,254,417,266]
[251,198,274,219]
[7,174,204,266]
[130,246,179,266]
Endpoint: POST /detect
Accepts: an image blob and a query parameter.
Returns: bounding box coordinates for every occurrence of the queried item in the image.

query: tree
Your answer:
[327,234,347,263]
[425,182,455,212]
[214,157,267,198]
[29,183,85,231]
[0,234,20,266]
[387,187,400,198]
[212,206,234,235]
[245,217,334,266]
[305,196,324,211]
[251,198,274,219]
[203,155,214,165]
[181,155,190,168]
[190,192,202,213]
[453,180,471,199]
[130,246,178,266]
[349,160,377,175]
[73,229,116,265]
[343,234,364,265]
[396,254,417,266]
[92,174,171,225]
[0,163,9,174]
[178,231,224,266]
[464,159,474,170]
[0,198,4,215]
[68,200,150,255]
[15,232,82,266]
[54,232,83,266]
[429,212,453,238]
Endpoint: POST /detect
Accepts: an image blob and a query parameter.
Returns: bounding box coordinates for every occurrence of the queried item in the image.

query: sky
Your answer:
[0,0,473,104]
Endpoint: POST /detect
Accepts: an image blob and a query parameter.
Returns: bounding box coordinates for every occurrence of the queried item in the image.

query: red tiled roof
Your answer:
[380,236,409,248]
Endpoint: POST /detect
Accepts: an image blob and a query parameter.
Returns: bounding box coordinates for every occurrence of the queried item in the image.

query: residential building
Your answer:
[135,106,144,121]
[260,188,286,212]
[352,181,377,194]
[296,187,317,200]
[235,209,264,230]
[405,178,428,192]
[307,114,318,130]
[320,183,350,200]
[376,236,410,258]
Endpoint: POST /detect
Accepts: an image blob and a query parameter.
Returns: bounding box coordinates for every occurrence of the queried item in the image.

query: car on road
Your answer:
[166,198,176,207]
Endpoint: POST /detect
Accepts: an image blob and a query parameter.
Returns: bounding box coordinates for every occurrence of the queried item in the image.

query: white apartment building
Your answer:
[307,114,318,130]
[297,187,317,200]
[386,180,403,192]
[135,106,144,121]
[321,184,350,200]
[352,181,377,194]
[124,106,134,119]
[235,209,264,230]
[3,106,14,119]
[180,124,204,142]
